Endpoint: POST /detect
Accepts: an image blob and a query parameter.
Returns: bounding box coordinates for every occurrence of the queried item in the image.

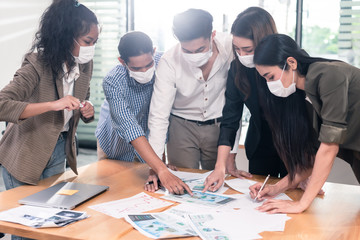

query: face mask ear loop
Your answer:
[279,62,287,81]
[292,70,295,83]
[74,39,81,47]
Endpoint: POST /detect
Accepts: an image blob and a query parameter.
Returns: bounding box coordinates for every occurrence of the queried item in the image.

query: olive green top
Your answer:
[305,61,360,152]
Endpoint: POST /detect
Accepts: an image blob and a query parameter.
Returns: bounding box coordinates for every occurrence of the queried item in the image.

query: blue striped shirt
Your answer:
[95,53,162,162]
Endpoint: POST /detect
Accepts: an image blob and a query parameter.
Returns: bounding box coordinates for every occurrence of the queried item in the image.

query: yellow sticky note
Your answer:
[57,189,79,195]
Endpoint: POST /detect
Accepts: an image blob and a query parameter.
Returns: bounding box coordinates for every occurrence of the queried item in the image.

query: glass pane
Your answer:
[134,0,297,51]
[77,0,127,147]
[302,0,360,68]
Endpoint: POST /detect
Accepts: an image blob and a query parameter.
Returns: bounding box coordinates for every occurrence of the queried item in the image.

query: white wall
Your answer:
[0,1,51,137]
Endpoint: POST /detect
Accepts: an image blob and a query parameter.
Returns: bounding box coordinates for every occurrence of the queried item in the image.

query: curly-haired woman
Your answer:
[0,0,99,190]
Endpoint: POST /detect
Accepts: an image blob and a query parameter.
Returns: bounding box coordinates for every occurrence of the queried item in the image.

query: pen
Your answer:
[254,174,270,202]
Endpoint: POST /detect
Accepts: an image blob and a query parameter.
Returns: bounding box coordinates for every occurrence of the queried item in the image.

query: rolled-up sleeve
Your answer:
[312,64,349,144]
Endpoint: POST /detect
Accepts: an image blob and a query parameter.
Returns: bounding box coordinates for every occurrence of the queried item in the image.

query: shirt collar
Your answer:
[63,63,80,83]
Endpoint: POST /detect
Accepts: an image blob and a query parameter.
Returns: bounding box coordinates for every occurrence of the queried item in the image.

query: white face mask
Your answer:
[128,63,156,84]
[236,52,255,68]
[182,41,213,67]
[74,39,95,64]
[266,63,296,98]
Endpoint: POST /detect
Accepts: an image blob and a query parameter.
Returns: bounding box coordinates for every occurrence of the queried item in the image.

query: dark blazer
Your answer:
[0,53,93,184]
[218,61,262,159]
[218,60,285,177]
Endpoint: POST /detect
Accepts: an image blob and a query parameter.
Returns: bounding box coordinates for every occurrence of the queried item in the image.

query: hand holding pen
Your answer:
[250,174,270,202]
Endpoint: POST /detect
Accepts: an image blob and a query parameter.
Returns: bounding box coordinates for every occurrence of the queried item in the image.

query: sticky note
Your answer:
[57,189,79,195]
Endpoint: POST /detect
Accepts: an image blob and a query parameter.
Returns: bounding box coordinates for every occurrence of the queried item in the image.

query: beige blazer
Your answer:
[0,53,93,185]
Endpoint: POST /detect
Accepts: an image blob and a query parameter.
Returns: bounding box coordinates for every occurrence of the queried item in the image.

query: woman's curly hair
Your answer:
[29,0,98,78]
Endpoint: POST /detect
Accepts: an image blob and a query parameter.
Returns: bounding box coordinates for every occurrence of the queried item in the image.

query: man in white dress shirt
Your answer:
[148,9,234,171]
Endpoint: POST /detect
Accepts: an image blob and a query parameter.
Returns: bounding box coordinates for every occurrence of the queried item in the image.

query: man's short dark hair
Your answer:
[118,31,153,63]
[172,9,213,42]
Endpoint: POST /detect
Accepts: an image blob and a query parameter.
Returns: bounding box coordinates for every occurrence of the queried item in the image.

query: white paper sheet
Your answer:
[161,191,235,208]
[164,203,218,217]
[89,192,174,219]
[224,178,258,194]
[168,169,211,182]
[0,206,88,228]
[216,193,292,213]
[125,213,197,239]
[155,170,228,194]
[186,211,290,240]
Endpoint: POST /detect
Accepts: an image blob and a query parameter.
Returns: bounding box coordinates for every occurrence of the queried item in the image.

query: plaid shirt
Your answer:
[95,52,162,162]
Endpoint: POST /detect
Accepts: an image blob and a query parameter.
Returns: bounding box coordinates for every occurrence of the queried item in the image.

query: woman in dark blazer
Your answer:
[204,7,287,192]
[0,0,98,188]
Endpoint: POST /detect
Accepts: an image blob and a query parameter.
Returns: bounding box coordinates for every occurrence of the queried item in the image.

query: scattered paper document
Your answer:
[215,193,292,213]
[125,213,197,239]
[89,192,174,219]
[187,211,291,240]
[156,170,228,194]
[168,169,211,182]
[164,203,220,217]
[186,214,234,240]
[183,179,229,194]
[161,190,235,208]
[0,206,88,228]
[225,178,258,194]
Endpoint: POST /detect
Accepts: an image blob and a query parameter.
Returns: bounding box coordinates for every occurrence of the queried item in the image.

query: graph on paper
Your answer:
[89,192,174,219]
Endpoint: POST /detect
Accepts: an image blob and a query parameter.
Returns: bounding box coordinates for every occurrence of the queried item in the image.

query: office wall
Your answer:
[0,1,51,138]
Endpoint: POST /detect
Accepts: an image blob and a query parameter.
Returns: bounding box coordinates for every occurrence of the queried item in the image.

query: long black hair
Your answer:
[253,34,328,181]
[231,7,277,100]
[29,0,98,78]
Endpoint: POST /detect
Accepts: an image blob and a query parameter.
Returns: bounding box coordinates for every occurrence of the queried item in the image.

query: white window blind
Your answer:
[339,0,360,66]
[76,0,127,147]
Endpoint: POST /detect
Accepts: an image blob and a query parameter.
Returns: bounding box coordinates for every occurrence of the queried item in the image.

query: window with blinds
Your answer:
[76,0,127,148]
[339,0,360,67]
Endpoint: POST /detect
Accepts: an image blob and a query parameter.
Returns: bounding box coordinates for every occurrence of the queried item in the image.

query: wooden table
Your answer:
[0,160,360,239]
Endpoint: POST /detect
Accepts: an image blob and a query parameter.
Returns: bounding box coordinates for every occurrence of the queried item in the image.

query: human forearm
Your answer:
[19,95,82,119]
[215,145,232,172]
[19,102,54,119]
[134,136,193,195]
[299,143,339,209]
[274,169,312,193]
[131,136,168,173]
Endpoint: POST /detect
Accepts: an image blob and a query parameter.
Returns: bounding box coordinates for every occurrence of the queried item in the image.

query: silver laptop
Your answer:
[19,182,109,209]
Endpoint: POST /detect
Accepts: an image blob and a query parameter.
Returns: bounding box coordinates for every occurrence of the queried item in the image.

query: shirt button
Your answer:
[205,84,208,87]
[205,98,208,101]
[199,77,203,80]
[204,110,207,113]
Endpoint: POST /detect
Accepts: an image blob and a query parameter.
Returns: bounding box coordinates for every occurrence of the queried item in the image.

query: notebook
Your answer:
[19,182,109,210]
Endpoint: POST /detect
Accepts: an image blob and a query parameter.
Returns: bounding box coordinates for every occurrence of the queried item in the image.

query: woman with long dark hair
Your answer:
[0,0,99,190]
[204,7,288,192]
[250,33,360,213]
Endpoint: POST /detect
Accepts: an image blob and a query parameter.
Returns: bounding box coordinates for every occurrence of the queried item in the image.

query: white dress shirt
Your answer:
[61,63,80,132]
[148,32,234,157]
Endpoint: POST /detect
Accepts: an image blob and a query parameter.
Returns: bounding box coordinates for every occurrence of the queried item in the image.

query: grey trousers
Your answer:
[167,115,220,170]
